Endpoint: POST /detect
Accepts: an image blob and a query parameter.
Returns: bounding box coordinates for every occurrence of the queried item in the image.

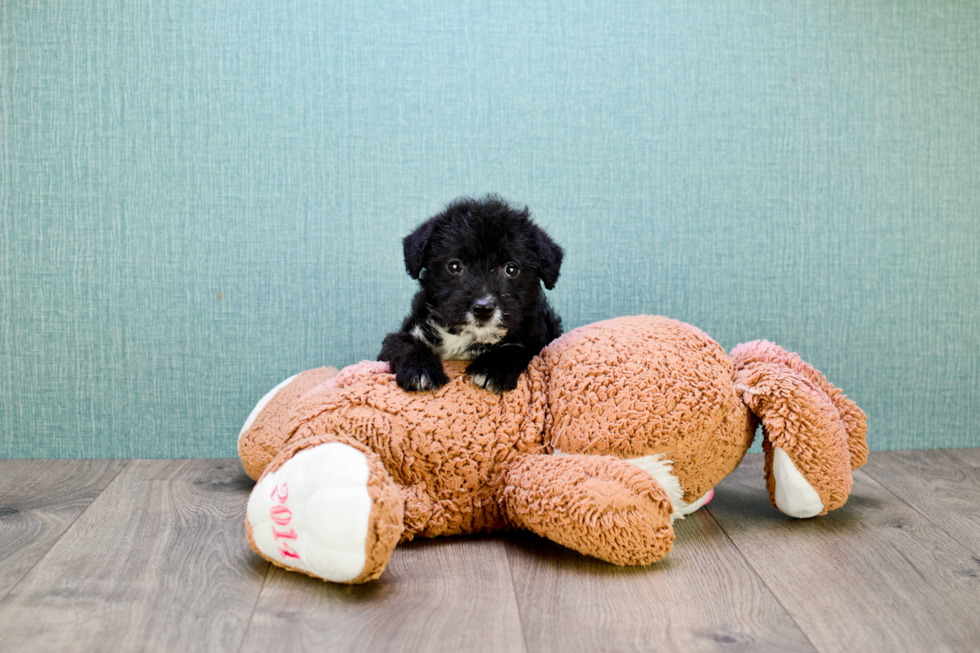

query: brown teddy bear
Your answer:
[239,315,867,584]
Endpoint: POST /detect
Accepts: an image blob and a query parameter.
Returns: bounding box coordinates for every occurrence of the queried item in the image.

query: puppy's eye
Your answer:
[447,260,463,275]
[503,263,520,278]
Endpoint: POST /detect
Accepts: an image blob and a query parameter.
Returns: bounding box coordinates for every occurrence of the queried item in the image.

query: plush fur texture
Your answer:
[379,196,564,394]
[239,315,868,584]
[731,339,869,515]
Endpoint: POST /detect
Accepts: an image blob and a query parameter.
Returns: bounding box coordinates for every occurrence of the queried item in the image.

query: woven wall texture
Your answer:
[2,1,978,457]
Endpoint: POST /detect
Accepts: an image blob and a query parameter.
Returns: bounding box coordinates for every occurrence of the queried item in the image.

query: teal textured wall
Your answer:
[2,1,978,458]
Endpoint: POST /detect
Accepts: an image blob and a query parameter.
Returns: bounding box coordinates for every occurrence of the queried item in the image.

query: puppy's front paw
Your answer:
[393,356,449,392]
[466,355,523,394]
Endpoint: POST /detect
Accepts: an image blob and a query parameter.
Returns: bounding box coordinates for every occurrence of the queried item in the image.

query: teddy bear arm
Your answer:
[500,453,675,566]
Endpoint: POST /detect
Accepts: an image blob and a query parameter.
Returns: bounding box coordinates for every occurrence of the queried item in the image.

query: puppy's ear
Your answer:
[530,225,564,290]
[402,217,438,279]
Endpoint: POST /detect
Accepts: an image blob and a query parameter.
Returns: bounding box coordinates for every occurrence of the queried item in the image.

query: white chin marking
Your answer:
[772,446,824,518]
[430,317,507,360]
[465,306,507,343]
[247,442,372,582]
[469,322,507,344]
[239,374,298,445]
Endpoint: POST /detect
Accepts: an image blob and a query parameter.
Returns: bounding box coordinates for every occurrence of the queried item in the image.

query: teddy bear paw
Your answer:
[246,442,376,582]
[772,447,824,518]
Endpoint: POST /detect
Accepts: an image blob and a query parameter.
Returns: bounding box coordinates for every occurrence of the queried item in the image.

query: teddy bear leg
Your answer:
[733,352,854,518]
[500,453,675,566]
[238,367,341,480]
[731,340,868,470]
[245,434,404,584]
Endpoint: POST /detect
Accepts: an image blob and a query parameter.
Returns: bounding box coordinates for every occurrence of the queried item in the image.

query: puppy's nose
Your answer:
[471,298,496,322]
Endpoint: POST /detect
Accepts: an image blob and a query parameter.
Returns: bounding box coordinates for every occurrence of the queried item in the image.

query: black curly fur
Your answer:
[379,195,563,393]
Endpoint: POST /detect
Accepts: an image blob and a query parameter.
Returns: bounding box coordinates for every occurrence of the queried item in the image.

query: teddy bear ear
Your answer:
[530,224,564,290]
[402,216,438,279]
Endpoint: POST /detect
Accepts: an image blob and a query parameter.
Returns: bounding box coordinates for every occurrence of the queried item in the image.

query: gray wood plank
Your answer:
[0,459,128,601]
[707,454,980,653]
[506,508,816,653]
[0,459,268,653]
[862,449,980,557]
[240,536,527,653]
[951,448,980,470]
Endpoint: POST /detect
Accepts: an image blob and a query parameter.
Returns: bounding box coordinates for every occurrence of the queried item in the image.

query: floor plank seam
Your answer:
[0,459,132,606]
[702,506,822,653]
[235,561,272,653]
[858,464,980,558]
[502,542,533,653]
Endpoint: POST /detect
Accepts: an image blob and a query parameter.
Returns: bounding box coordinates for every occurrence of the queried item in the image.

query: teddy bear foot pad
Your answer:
[771,447,824,518]
[246,442,375,582]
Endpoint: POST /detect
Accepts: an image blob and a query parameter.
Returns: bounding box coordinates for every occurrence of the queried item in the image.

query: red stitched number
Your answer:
[271,483,288,502]
[269,483,300,559]
[270,505,292,525]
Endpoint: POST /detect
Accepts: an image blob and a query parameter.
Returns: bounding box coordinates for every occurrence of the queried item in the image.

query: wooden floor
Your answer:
[1,451,979,652]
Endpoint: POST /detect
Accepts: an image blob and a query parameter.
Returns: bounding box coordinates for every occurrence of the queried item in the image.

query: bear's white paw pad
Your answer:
[247,442,372,582]
[772,447,824,518]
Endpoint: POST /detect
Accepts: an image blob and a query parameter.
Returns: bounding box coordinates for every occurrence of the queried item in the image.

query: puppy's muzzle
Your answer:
[471,298,497,323]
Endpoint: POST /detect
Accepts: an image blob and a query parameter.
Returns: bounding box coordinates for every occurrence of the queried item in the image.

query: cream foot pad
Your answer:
[772,446,824,518]
[247,442,373,582]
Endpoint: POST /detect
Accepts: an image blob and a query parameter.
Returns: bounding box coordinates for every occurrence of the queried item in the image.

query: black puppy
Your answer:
[379,196,563,394]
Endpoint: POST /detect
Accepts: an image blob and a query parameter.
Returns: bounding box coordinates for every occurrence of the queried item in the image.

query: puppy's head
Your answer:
[403,195,563,336]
